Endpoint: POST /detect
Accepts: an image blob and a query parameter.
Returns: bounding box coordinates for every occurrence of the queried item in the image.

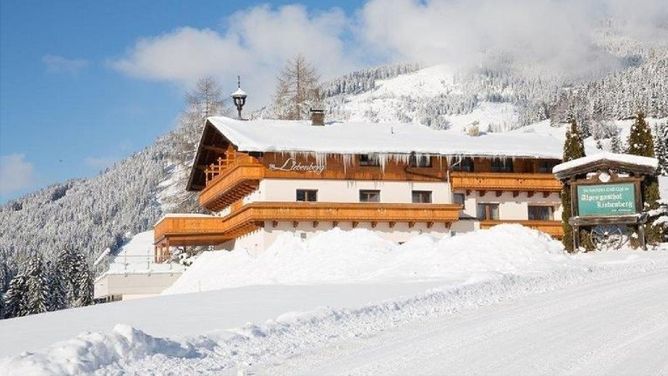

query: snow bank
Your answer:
[164,225,571,294]
[0,324,198,376]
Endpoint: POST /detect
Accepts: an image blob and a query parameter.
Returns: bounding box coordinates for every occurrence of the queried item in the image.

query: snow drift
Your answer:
[164,225,572,294]
[0,324,199,375]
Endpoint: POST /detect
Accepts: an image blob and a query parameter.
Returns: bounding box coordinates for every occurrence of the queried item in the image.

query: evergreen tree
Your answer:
[73,250,93,307]
[2,273,26,318]
[561,119,586,252]
[45,260,66,311]
[56,248,77,306]
[653,122,668,176]
[23,254,49,315]
[610,133,623,153]
[55,248,93,307]
[273,54,322,120]
[627,112,663,244]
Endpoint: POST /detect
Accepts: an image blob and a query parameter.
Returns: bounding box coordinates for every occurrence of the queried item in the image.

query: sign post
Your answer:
[554,154,658,251]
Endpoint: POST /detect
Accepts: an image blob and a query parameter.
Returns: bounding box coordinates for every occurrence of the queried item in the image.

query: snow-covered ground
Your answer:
[2,226,668,375]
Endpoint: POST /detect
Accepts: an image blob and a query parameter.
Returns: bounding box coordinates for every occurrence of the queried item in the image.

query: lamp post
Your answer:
[231,75,247,120]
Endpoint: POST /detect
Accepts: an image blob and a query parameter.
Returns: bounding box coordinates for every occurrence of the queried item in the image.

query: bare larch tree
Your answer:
[273,55,322,120]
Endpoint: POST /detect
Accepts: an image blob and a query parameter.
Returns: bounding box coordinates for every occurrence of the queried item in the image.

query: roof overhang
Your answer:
[553,153,658,181]
[186,120,235,192]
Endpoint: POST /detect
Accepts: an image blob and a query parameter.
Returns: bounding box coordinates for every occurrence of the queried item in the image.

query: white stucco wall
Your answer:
[458,191,562,220]
[94,272,182,300]
[255,179,453,204]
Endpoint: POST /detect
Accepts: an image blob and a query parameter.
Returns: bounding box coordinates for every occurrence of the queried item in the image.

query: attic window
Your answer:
[359,154,380,166]
[537,160,558,173]
[452,157,474,172]
[409,154,431,168]
[491,158,513,173]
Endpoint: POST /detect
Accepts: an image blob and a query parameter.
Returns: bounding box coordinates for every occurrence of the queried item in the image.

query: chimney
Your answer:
[310,108,325,126]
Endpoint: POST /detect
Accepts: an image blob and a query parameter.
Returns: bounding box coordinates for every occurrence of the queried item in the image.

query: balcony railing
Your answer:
[198,154,265,211]
[154,202,462,249]
[479,219,564,238]
[450,172,561,193]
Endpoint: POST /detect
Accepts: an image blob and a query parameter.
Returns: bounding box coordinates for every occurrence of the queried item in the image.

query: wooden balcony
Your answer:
[450,172,561,195]
[154,202,462,249]
[154,215,230,246]
[479,220,564,238]
[229,201,462,230]
[198,155,265,211]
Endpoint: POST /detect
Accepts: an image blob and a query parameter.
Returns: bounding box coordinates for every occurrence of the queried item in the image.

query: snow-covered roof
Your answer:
[206,116,564,159]
[553,152,658,174]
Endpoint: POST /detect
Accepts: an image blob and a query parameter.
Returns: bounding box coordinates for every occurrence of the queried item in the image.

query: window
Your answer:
[451,157,474,172]
[296,189,317,202]
[537,160,559,173]
[412,190,432,203]
[477,203,500,220]
[453,193,466,207]
[528,206,553,220]
[359,190,381,202]
[409,154,432,168]
[491,158,513,172]
[359,154,380,166]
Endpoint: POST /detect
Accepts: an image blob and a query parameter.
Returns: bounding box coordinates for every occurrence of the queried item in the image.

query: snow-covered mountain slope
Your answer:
[0,136,176,281]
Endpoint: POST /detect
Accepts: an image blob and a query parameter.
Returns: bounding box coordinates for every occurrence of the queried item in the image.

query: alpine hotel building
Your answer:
[153,109,565,261]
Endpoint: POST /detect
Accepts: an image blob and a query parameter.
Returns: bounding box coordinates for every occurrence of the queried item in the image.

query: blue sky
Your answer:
[0,0,363,202]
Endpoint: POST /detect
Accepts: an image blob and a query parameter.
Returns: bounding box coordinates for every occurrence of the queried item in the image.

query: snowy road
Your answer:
[264,269,668,376]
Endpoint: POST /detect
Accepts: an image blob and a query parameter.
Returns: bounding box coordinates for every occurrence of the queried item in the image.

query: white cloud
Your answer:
[0,154,35,195]
[111,4,356,108]
[42,54,89,74]
[358,0,668,76]
[111,1,668,104]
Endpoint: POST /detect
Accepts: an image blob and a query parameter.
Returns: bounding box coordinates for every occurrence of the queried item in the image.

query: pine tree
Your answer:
[627,112,663,244]
[610,133,623,153]
[653,122,668,176]
[23,254,49,315]
[56,248,77,306]
[561,119,586,252]
[70,249,93,307]
[2,273,27,318]
[45,260,66,311]
[273,54,322,120]
[55,248,93,307]
[73,250,93,307]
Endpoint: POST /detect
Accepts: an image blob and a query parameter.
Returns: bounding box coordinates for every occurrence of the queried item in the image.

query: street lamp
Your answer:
[231,75,247,120]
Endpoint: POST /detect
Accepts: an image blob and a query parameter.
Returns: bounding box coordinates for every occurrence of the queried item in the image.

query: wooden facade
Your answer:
[450,172,562,195]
